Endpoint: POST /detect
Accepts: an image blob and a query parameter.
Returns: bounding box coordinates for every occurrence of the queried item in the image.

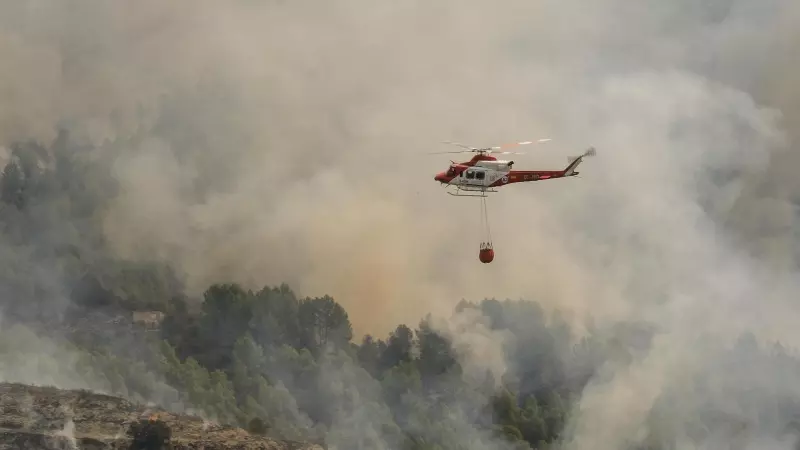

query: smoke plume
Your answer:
[3,0,800,449]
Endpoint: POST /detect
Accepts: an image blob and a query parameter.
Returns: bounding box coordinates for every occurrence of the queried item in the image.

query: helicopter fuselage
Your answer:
[433,153,578,193]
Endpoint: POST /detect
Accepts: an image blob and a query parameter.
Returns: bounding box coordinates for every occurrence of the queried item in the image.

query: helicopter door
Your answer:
[464,169,486,186]
[475,170,486,186]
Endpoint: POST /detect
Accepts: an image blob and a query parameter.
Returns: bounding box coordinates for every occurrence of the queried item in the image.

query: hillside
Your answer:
[0,382,323,449]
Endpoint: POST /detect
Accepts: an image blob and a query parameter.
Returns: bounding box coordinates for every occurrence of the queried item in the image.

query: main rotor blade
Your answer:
[426,150,474,154]
[441,141,477,150]
[490,138,551,150]
[431,138,551,155]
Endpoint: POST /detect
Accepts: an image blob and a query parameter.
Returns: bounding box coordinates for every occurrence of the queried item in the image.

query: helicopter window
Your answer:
[466,170,475,179]
[446,167,456,177]
[475,171,485,180]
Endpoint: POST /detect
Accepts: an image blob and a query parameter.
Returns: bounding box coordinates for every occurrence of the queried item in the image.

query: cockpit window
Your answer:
[446,167,456,177]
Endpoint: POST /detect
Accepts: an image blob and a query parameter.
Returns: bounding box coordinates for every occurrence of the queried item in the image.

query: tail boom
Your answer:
[489,146,596,186]
[492,170,564,185]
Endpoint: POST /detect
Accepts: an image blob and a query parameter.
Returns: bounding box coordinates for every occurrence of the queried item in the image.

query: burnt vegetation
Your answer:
[126,417,172,450]
[1,131,800,450]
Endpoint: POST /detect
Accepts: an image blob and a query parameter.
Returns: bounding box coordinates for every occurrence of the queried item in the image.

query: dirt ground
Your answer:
[0,382,324,449]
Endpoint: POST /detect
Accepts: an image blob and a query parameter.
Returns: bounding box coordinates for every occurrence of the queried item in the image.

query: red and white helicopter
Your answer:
[430,138,596,263]
[432,139,596,197]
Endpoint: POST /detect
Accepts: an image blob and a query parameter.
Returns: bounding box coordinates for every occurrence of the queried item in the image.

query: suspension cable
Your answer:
[479,196,485,245]
[480,195,492,244]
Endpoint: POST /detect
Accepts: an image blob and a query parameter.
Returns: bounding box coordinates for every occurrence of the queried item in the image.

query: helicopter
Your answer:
[430,138,596,264]
[432,139,596,197]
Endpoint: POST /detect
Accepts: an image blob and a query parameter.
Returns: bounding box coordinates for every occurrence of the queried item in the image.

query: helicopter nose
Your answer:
[434,172,445,182]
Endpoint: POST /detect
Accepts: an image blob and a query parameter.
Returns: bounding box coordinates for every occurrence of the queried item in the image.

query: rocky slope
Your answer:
[0,382,324,449]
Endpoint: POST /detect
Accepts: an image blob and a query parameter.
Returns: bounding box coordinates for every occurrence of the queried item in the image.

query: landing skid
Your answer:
[445,186,497,197]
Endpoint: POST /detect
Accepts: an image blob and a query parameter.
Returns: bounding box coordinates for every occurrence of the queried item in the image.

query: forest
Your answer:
[1,131,800,450]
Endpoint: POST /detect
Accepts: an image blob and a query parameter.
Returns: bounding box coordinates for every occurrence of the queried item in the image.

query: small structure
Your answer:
[132,311,166,330]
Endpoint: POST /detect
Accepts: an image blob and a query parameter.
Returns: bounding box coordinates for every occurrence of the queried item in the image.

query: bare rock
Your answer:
[0,383,324,450]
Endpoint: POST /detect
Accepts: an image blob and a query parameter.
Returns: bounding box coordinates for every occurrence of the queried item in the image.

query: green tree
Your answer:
[356,334,386,378]
[518,396,548,445]
[198,283,253,370]
[416,319,459,389]
[1,160,25,209]
[249,284,300,348]
[379,324,415,373]
[161,295,206,360]
[297,295,353,353]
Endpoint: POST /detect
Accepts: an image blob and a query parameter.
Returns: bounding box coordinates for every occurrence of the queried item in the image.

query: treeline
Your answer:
[3,133,800,449]
[107,284,587,449]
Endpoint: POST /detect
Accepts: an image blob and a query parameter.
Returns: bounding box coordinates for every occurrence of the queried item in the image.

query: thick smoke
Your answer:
[2,0,800,449]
